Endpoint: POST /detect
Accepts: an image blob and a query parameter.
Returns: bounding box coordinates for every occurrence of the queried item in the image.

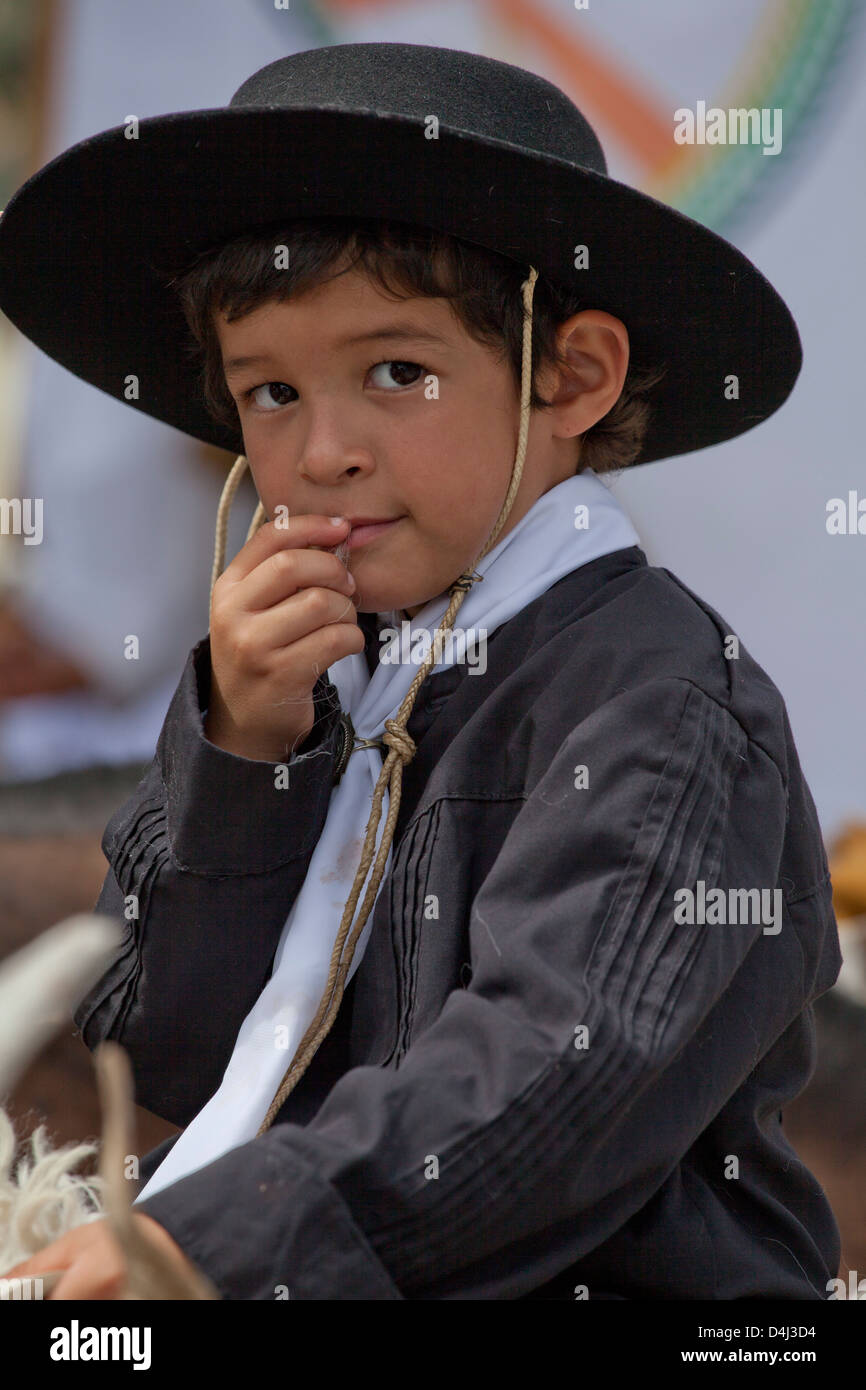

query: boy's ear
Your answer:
[538,310,630,438]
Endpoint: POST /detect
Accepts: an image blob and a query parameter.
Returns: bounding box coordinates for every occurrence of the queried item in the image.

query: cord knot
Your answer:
[450,568,484,595]
[382,719,416,766]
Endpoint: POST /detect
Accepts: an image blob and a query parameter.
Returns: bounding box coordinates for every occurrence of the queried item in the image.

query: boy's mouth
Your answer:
[346,517,404,550]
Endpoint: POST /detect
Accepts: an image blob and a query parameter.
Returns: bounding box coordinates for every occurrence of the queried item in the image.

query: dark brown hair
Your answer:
[168,217,667,475]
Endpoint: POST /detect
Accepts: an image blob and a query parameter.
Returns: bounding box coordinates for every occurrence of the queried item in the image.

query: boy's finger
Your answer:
[220,513,351,586]
[48,1243,126,1301]
[239,547,356,615]
[1,1256,55,1280]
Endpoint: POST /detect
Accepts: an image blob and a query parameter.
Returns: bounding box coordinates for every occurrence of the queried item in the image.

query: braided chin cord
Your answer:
[208,267,540,1132]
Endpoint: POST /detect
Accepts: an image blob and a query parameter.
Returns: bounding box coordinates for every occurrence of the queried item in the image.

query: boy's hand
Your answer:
[206,515,363,762]
[2,1214,198,1299]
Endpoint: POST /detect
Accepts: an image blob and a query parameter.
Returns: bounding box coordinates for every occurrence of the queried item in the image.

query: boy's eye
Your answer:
[369,360,424,390]
[243,382,296,411]
[240,361,424,412]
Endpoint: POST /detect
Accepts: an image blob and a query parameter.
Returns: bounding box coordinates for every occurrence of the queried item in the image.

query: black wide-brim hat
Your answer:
[0,41,801,467]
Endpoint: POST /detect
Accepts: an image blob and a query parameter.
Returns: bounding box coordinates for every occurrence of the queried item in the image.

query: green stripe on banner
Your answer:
[679,0,861,231]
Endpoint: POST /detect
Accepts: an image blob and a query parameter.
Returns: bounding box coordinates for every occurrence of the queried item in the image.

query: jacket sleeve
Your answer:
[73,634,344,1126]
[132,677,836,1299]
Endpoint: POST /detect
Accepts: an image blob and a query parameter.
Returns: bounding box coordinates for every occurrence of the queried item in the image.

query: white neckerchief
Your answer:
[135,469,640,1201]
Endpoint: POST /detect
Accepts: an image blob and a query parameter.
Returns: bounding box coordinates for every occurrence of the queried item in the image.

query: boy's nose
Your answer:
[297,442,373,487]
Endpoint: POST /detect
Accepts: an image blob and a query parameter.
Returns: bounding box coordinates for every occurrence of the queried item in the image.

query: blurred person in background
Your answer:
[0,0,314,781]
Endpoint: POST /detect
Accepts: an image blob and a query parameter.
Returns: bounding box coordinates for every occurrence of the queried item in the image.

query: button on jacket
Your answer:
[73,545,842,1299]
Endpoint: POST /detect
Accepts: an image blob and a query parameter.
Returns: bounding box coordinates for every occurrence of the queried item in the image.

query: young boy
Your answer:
[0,43,842,1300]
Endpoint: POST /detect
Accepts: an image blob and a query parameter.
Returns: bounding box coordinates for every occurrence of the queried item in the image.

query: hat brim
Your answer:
[0,105,801,466]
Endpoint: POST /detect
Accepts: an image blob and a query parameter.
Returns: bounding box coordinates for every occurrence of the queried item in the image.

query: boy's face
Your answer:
[216,261,595,617]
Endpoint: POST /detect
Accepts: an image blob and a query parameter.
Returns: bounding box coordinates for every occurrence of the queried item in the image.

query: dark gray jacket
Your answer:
[74,545,842,1299]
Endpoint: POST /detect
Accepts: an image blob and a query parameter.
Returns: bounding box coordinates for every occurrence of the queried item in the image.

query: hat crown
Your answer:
[229,41,608,176]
